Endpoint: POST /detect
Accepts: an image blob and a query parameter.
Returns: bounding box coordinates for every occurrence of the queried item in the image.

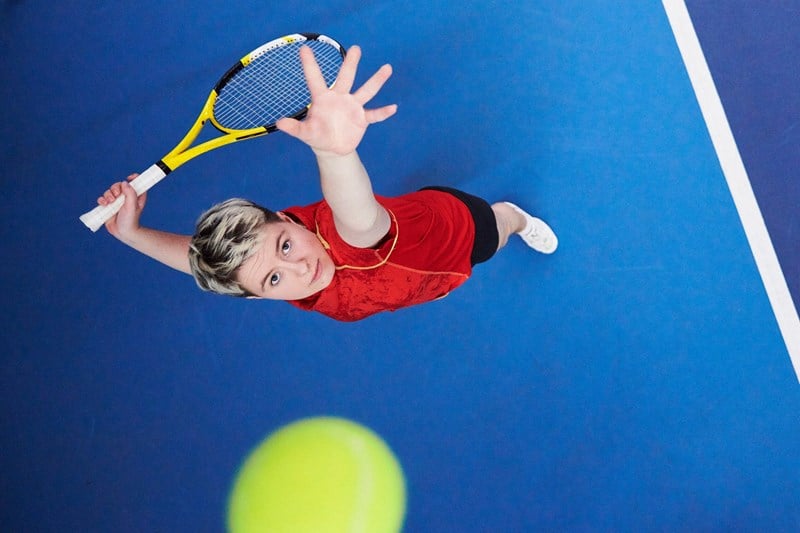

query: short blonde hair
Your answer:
[188,199,280,296]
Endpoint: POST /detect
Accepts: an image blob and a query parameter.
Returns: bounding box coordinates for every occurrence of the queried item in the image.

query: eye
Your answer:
[269,272,281,286]
[281,240,292,255]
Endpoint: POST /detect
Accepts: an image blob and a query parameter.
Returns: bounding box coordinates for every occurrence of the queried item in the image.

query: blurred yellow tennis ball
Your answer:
[227,417,406,533]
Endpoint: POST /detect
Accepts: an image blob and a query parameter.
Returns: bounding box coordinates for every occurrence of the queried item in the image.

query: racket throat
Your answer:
[156,160,174,175]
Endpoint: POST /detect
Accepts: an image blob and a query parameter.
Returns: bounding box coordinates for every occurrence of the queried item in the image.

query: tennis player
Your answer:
[97,45,557,321]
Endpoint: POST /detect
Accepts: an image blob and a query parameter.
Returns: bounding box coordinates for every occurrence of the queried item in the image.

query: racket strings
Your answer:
[213,40,343,130]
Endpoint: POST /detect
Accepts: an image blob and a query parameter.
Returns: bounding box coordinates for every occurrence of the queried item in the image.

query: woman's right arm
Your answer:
[98,174,193,275]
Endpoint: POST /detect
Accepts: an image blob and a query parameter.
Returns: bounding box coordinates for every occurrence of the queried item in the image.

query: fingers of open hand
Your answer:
[299,46,330,98]
[365,104,398,125]
[275,117,303,139]
[354,63,393,106]
[334,45,362,94]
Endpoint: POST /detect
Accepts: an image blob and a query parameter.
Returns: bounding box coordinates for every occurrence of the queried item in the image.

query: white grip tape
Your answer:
[79,164,168,232]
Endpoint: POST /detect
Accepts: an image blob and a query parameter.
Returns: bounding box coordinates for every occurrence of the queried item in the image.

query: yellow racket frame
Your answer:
[80,33,344,232]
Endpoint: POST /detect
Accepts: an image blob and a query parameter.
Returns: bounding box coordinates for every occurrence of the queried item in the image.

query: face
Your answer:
[236,214,335,300]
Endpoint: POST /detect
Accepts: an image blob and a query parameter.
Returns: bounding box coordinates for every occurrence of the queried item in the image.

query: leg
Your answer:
[491,202,526,250]
[491,202,558,254]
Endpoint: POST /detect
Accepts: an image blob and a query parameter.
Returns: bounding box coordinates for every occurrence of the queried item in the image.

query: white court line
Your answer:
[663,0,800,382]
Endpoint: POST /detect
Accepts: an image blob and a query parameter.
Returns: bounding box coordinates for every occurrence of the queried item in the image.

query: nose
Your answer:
[282,256,311,276]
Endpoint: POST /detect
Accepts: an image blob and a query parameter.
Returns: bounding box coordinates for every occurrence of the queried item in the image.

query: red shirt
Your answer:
[283,190,475,321]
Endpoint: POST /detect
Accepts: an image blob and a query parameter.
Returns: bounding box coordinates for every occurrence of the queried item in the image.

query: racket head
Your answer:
[210,33,345,133]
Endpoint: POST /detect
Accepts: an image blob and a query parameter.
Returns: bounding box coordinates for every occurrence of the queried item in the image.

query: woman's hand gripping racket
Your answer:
[79,33,345,232]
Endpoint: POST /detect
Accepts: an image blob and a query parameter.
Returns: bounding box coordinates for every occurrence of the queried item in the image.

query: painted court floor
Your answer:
[1,1,798,530]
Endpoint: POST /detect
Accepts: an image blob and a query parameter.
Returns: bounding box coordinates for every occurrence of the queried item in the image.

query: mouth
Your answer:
[311,259,321,285]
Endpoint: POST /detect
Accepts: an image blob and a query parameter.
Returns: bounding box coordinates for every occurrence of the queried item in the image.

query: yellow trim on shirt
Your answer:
[316,209,401,271]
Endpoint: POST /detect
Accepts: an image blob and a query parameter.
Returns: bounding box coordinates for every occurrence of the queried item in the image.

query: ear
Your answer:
[276,211,298,224]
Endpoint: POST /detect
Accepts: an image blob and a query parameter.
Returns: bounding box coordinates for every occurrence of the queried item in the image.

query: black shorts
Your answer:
[420,186,499,265]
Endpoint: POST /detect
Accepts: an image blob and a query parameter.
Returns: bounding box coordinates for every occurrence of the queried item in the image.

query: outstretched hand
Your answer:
[276,45,397,156]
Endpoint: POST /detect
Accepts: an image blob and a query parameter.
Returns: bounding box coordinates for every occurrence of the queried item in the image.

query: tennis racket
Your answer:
[80,32,345,232]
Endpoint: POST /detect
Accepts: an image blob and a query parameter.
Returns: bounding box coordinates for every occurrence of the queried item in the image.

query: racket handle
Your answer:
[79,164,168,232]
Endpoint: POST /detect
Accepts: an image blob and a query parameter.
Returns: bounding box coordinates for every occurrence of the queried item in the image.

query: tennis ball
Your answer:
[227,417,406,533]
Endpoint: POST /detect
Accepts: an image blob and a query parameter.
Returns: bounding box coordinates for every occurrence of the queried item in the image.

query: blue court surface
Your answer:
[2,1,799,531]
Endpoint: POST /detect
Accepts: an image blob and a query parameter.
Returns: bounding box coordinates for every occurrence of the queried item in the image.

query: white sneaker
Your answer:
[504,202,558,254]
